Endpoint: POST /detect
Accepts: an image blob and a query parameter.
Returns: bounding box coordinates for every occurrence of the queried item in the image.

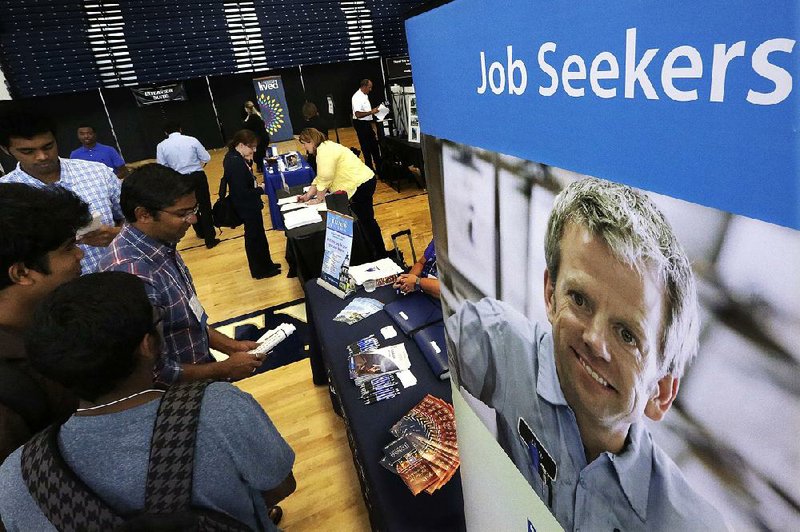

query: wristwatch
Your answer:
[415,277,421,292]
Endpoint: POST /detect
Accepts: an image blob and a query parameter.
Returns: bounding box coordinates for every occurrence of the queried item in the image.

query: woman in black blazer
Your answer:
[224,129,281,279]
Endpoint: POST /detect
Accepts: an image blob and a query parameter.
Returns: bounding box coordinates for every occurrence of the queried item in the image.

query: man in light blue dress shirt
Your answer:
[447,178,728,531]
[155,121,218,248]
[0,110,123,274]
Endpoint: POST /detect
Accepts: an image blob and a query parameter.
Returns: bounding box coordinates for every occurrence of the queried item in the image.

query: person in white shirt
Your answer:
[351,79,382,174]
[155,122,219,249]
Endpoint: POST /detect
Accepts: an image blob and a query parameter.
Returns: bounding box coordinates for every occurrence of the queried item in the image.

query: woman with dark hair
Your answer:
[224,129,281,279]
[297,127,387,259]
[242,101,269,174]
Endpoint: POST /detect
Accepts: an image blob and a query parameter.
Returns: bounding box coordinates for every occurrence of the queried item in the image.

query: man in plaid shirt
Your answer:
[100,164,262,385]
[0,111,123,274]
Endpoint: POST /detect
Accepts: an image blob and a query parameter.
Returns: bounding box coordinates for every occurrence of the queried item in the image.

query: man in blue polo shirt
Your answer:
[70,125,129,179]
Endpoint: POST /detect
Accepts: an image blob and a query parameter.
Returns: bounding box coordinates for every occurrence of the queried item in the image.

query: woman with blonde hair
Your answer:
[297,128,387,259]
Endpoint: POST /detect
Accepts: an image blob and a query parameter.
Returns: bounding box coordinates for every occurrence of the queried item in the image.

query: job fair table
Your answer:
[263,153,315,230]
[278,187,374,286]
[303,280,465,530]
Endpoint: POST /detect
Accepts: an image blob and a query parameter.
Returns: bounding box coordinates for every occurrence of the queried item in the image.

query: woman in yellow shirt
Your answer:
[297,128,387,258]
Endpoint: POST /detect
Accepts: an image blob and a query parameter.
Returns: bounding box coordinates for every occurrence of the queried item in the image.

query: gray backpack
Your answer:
[21,380,254,531]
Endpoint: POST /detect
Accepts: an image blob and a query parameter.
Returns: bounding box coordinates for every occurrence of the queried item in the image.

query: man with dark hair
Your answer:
[0,183,91,463]
[0,109,124,273]
[0,271,296,530]
[100,163,262,386]
[351,78,382,174]
[70,124,129,179]
[156,121,218,249]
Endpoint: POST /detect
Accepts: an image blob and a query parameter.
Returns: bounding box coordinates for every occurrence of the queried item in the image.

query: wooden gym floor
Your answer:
[170,128,432,530]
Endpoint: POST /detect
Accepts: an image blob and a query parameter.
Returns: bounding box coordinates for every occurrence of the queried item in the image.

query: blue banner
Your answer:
[406,0,799,229]
[320,212,355,293]
[252,76,295,142]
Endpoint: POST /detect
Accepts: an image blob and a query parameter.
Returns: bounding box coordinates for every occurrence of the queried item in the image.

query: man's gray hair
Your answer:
[544,177,699,378]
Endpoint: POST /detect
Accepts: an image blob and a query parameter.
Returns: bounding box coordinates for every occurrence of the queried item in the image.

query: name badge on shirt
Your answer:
[189,293,208,327]
[518,417,558,483]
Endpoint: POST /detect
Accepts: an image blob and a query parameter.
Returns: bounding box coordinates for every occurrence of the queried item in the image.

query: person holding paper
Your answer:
[223,129,281,279]
[100,164,263,386]
[0,109,123,273]
[394,238,440,298]
[297,127,387,259]
[447,178,727,530]
[351,79,382,173]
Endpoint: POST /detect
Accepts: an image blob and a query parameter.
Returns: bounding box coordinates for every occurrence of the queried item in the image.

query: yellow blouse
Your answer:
[312,141,374,198]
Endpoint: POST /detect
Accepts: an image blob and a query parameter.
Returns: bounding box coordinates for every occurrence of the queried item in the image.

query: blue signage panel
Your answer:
[253,76,295,142]
[406,0,799,228]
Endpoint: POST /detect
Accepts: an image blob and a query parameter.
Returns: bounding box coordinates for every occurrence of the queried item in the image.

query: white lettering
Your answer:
[507,46,528,95]
[489,61,505,94]
[590,52,619,99]
[624,27,659,99]
[562,55,587,97]
[538,42,558,96]
[710,41,746,102]
[477,51,487,94]
[662,45,703,102]
[747,38,795,105]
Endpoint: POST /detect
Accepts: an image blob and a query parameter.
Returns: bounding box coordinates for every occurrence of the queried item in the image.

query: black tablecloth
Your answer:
[304,280,465,532]
[278,187,373,286]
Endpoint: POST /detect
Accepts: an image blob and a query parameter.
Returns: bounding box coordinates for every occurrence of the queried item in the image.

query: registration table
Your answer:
[279,187,374,286]
[304,280,465,531]
[263,155,315,230]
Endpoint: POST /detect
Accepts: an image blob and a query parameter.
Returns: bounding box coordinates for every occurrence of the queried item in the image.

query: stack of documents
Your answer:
[283,206,323,229]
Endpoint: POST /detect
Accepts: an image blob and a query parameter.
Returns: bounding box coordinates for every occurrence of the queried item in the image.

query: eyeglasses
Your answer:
[159,204,199,222]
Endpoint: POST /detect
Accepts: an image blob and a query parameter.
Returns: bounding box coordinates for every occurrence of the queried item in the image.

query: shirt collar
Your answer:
[609,422,653,521]
[536,333,568,407]
[14,157,68,184]
[123,224,177,261]
[537,332,652,521]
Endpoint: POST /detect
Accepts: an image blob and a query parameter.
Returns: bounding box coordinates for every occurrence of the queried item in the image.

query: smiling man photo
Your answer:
[447,177,727,530]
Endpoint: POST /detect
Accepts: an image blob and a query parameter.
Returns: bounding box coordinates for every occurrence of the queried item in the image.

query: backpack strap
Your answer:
[143,379,211,513]
[21,425,124,531]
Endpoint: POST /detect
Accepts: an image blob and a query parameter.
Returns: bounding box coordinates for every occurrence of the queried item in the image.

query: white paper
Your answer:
[380,325,398,339]
[397,370,418,388]
[76,211,103,238]
[280,202,306,212]
[348,257,404,285]
[277,196,300,206]
[375,102,390,122]
[283,207,322,230]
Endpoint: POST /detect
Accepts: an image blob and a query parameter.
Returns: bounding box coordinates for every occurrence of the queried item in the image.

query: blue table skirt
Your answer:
[263,156,315,230]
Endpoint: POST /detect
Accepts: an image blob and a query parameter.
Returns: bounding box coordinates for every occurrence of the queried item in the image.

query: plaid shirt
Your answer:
[99,224,212,385]
[0,158,123,273]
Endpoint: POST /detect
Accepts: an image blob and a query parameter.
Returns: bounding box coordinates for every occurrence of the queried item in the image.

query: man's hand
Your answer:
[306,196,324,205]
[296,193,311,203]
[393,273,418,294]
[220,352,262,380]
[371,107,379,115]
[79,225,119,247]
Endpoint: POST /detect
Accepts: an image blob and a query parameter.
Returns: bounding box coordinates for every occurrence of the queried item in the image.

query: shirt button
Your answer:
[579,479,587,489]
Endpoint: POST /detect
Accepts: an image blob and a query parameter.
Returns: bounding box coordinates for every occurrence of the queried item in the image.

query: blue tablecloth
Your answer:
[263,155,315,230]
[304,281,465,531]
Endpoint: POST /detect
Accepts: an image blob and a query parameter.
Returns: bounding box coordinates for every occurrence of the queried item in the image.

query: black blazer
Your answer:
[223,149,263,220]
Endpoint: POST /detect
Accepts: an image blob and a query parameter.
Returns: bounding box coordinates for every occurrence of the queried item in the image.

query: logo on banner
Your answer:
[256,92,286,135]
[252,76,295,142]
